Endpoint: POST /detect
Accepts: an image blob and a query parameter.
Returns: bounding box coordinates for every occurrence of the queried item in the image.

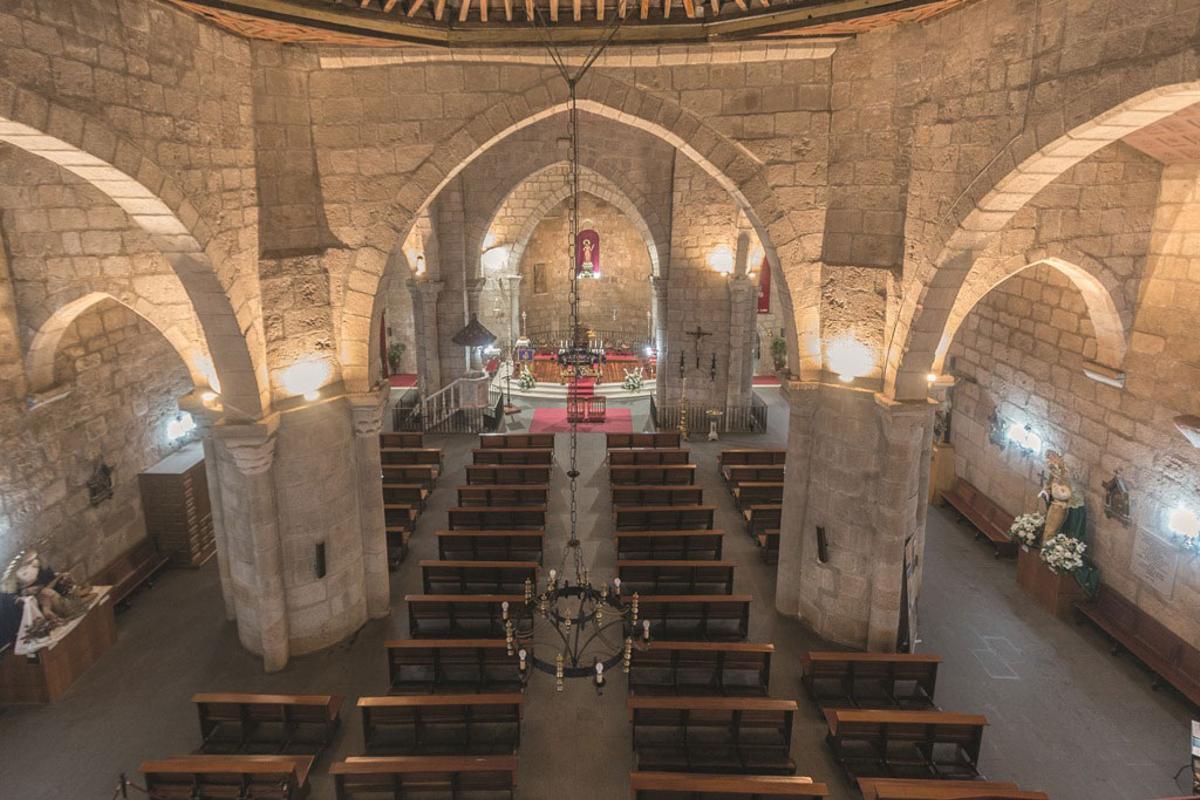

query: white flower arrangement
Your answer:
[517,368,537,391]
[622,367,644,392]
[1008,512,1045,548]
[1040,533,1086,574]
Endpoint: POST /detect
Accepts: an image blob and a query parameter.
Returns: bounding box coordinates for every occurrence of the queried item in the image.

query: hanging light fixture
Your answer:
[509,9,644,691]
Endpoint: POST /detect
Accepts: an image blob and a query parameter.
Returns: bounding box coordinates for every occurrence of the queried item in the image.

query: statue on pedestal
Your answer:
[0,550,93,650]
[1039,451,1085,543]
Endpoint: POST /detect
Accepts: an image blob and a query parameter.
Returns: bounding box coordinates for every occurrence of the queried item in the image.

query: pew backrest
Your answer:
[636,594,752,641]
[405,594,523,638]
[632,772,827,798]
[802,652,940,708]
[615,505,716,531]
[618,560,736,595]
[473,448,554,465]
[381,464,438,488]
[386,639,520,694]
[613,485,705,507]
[358,693,523,755]
[141,755,313,799]
[447,506,546,530]
[609,448,691,466]
[718,449,787,468]
[381,448,443,467]
[723,465,786,486]
[607,432,681,449]
[420,560,539,594]
[479,433,555,449]
[457,484,549,507]
[436,531,544,563]
[465,465,552,485]
[630,641,774,696]
[380,432,423,448]
[610,464,697,486]
[615,531,725,561]
[192,693,343,753]
[332,756,518,800]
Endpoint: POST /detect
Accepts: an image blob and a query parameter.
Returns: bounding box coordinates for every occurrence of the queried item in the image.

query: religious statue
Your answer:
[0,549,94,651]
[1039,451,1084,542]
[576,229,600,278]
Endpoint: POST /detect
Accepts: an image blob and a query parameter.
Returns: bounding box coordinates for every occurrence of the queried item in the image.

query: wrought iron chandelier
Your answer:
[505,10,646,693]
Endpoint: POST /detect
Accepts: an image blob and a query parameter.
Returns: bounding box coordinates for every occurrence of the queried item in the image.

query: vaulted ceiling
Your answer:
[169,0,967,47]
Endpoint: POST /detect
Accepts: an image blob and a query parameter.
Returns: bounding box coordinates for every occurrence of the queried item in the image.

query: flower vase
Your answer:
[1016,546,1085,619]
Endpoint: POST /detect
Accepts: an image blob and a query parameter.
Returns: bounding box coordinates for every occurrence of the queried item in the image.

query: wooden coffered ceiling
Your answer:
[169,0,968,47]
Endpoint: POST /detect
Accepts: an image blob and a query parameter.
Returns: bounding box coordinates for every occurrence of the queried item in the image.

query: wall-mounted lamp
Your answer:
[166,412,196,442]
[707,244,735,276]
[826,336,874,384]
[280,356,332,402]
[1006,422,1043,455]
[1168,505,1200,543]
[200,390,218,404]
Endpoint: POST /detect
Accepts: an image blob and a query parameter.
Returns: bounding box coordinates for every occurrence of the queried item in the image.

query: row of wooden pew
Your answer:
[379,431,443,566]
[719,448,787,564]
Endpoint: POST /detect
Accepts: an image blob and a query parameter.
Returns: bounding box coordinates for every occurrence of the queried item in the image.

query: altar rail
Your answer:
[650,394,768,434]
[523,326,653,353]
[392,382,504,434]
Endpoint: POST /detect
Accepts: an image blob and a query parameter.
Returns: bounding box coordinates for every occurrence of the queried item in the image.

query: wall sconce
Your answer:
[826,336,874,383]
[166,412,196,442]
[1006,422,1043,455]
[1168,505,1200,551]
[280,356,332,402]
[707,245,734,276]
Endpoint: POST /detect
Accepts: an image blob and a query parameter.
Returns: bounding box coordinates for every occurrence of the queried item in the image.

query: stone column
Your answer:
[651,275,670,407]
[725,274,757,409]
[179,394,237,622]
[775,381,934,651]
[505,273,522,345]
[465,277,487,375]
[407,279,443,393]
[211,419,290,672]
[349,389,390,619]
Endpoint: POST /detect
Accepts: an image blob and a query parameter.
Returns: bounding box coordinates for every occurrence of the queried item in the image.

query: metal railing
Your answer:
[650,392,769,434]
[391,381,506,434]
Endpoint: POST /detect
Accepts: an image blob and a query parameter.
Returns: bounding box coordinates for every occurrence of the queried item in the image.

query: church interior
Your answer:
[0,0,1199,798]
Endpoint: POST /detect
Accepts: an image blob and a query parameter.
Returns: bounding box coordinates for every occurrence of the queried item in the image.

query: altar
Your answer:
[0,587,117,703]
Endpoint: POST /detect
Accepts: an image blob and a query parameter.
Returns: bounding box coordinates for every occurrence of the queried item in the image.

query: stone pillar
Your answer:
[505,273,522,345]
[407,279,443,392]
[211,419,290,672]
[465,277,487,375]
[652,275,669,407]
[775,381,934,651]
[349,389,390,619]
[725,274,757,409]
[179,395,237,622]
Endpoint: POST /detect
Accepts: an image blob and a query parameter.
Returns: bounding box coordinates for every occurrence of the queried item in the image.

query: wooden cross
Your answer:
[686,325,712,369]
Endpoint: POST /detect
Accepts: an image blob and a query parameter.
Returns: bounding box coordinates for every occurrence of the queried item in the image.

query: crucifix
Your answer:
[686,325,713,369]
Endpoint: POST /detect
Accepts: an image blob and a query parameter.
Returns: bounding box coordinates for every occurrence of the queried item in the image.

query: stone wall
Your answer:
[517,194,653,340]
[0,298,193,575]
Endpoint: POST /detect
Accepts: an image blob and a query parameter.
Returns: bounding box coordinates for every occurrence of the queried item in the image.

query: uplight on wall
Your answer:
[166,412,196,442]
[1168,505,1200,542]
[826,336,874,383]
[280,356,331,402]
[1005,422,1043,455]
[707,245,735,276]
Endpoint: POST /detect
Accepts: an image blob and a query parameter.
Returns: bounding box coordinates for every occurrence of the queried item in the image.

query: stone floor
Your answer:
[0,389,1193,799]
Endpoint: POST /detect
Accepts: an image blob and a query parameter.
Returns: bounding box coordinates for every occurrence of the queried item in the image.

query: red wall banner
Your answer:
[757,257,771,313]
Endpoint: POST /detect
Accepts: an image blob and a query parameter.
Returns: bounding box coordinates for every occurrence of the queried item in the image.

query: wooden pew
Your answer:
[618,560,736,595]
[193,693,343,756]
[637,595,752,641]
[718,449,787,472]
[385,524,412,568]
[938,479,1017,558]
[447,506,546,530]
[610,448,691,466]
[615,531,725,561]
[610,464,697,486]
[386,640,521,694]
[473,448,553,466]
[479,432,555,449]
[756,530,780,565]
[632,772,827,798]
[1074,583,1200,707]
[857,778,1046,800]
[630,696,798,775]
[465,464,551,485]
[608,432,681,449]
[91,537,170,606]
[380,447,443,474]
[359,694,522,755]
[630,642,774,697]
[615,505,716,531]
[613,485,705,507]
[745,505,782,537]
[332,755,518,799]
[723,464,786,488]
[801,652,940,710]
[733,482,784,510]
[405,594,523,638]
[824,709,987,780]
[437,531,544,563]
[381,464,438,489]
[420,560,538,594]
[140,755,313,799]
[379,432,423,448]
[381,483,428,510]
[457,484,549,507]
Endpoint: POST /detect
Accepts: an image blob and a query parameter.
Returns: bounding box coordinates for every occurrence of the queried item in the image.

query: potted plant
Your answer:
[622,367,644,393]
[517,367,537,391]
[770,337,788,372]
[387,342,406,374]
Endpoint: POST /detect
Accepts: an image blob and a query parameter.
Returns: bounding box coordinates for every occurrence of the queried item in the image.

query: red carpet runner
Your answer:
[529,406,633,434]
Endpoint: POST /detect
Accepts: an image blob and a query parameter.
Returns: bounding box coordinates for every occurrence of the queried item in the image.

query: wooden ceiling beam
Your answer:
[525,0,534,17]
[709,0,720,13]
[502,0,512,20]
[404,0,424,15]
[664,0,672,18]
[618,0,627,17]
[480,0,488,20]
[573,0,581,21]
[639,0,648,18]
[550,0,558,21]
[434,0,447,18]
[458,0,471,21]
[597,0,605,20]
[382,0,400,12]
[732,0,747,9]
[682,0,695,17]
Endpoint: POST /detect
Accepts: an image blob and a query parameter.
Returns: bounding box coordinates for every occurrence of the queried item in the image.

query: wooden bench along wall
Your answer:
[140,755,314,800]
[631,772,828,798]
[722,465,786,488]
[437,531,544,563]
[609,448,691,466]
[629,642,774,697]
[473,448,554,466]
[332,755,518,800]
[615,531,724,561]
[733,482,784,510]
[381,448,444,471]
[801,652,940,710]
[479,432,556,449]
[857,777,1047,800]
[636,595,752,642]
[1074,583,1200,707]
[610,465,698,486]
[613,485,705,507]
[405,594,524,639]
[630,696,798,775]
[193,693,343,755]
[381,464,438,488]
[618,560,736,595]
[381,483,428,509]
[457,484,549,507]
[938,479,1017,558]
[745,505,782,536]
[420,560,539,595]
[91,537,170,606]
[379,432,423,449]
[465,465,552,485]
[615,506,716,531]
[824,709,987,781]
[359,694,522,756]
[718,449,787,470]
[386,640,521,694]
[447,506,546,531]
[607,432,682,449]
